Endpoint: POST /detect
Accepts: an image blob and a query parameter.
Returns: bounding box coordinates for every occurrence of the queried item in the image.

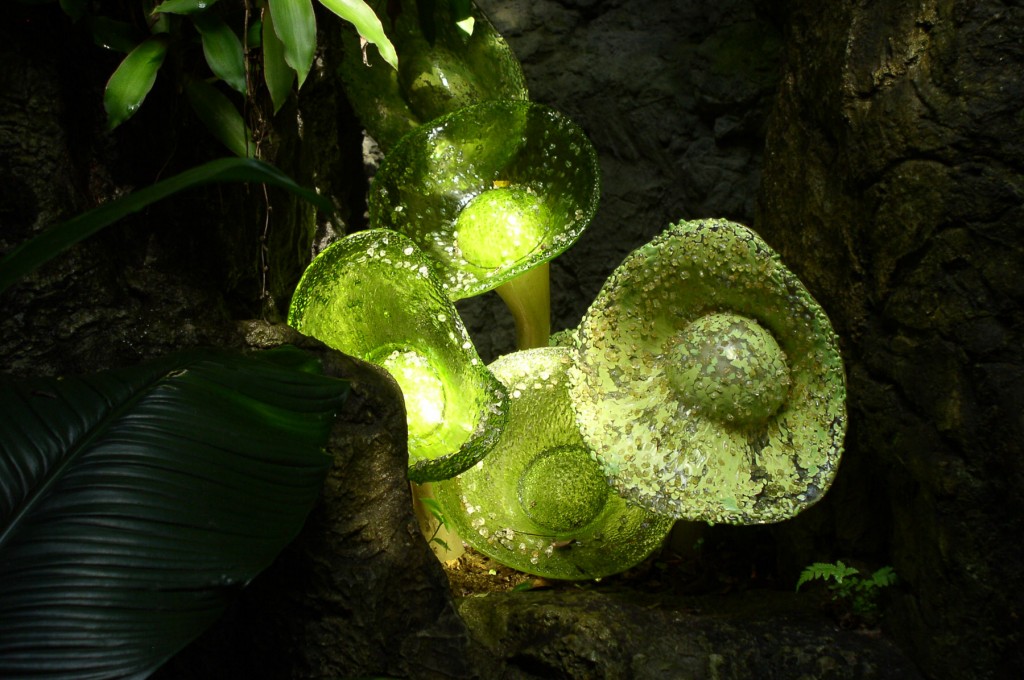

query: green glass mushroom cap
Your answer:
[368,99,601,301]
[434,346,674,580]
[288,229,507,482]
[569,219,847,524]
[340,0,528,152]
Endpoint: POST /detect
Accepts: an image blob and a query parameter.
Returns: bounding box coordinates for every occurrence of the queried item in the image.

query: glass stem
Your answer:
[496,262,551,350]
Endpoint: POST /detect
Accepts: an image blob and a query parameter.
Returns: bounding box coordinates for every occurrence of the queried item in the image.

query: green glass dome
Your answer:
[435,346,674,580]
[340,0,528,151]
[569,219,846,524]
[367,100,601,301]
[288,229,507,482]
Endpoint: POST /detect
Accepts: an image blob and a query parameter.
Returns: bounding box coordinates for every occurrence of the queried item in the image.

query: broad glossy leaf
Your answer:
[103,36,168,130]
[0,158,332,294]
[151,0,220,14]
[268,0,316,88]
[0,346,349,678]
[185,79,254,157]
[263,7,296,112]
[319,0,398,70]
[194,13,247,93]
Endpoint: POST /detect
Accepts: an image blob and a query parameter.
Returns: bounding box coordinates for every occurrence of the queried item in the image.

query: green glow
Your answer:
[368,100,600,301]
[376,347,446,438]
[455,186,552,269]
[434,346,673,580]
[288,229,507,482]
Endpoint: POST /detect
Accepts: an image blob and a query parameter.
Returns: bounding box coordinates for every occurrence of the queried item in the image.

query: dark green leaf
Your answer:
[247,17,263,48]
[185,79,254,157]
[0,346,348,677]
[262,7,296,112]
[268,0,316,88]
[103,36,168,129]
[0,158,332,294]
[193,13,248,93]
[58,0,88,21]
[88,16,143,53]
[319,0,398,70]
[151,0,220,14]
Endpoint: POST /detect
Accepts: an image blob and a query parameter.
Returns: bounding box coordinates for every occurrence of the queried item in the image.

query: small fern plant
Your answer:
[796,561,897,615]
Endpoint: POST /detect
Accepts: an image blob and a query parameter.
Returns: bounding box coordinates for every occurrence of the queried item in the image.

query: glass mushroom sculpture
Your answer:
[368,99,601,349]
[340,0,529,152]
[435,346,674,579]
[569,218,847,524]
[288,229,507,482]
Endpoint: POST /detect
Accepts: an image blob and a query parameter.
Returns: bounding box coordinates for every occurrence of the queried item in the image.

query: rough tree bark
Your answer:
[757,1,1024,677]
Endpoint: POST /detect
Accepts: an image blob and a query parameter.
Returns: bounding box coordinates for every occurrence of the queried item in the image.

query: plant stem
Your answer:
[496,262,551,350]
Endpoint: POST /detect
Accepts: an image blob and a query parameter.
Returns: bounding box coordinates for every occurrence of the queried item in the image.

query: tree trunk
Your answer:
[757,1,1024,677]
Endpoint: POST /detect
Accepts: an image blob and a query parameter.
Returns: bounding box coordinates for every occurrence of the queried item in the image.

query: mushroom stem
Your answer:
[496,262,551,350]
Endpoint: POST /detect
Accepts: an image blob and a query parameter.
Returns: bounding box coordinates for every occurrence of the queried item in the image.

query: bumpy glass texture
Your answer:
[569,219,847,524]
[368,100,601,300]
[287,229,507,482]
[339,0,528,151]
[435,346,674,580]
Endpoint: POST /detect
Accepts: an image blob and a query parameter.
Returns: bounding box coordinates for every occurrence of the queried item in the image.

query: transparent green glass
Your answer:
[435,346,674,580]
[340,0,528,152]
[569,219,847,524]
[368,99,601,347]
[288,229,507,482]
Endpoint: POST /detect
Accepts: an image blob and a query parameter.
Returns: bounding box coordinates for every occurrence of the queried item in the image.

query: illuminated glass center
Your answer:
[517,445,608,532]
[667,312,791,426]
[378,348,447,439]
[455,186,552,269]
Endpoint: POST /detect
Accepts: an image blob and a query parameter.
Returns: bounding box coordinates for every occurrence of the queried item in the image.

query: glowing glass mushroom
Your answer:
[368,99,601,349]
[340,0,528,152]
[288,229,507,482]
[569,218,846,524]
[434,346,673,580]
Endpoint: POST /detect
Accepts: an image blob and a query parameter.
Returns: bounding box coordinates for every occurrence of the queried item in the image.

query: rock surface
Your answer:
[460,588,923,680]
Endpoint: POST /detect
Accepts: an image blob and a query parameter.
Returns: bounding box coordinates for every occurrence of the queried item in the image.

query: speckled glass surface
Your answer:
[367,100,600,300]
[340,0,528,151]
[288,229,507,482]
[569,219,847,524]
[435,346,674,580]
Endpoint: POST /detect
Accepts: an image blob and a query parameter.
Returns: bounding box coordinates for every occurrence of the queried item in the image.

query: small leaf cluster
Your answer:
[796,561,897,615]
[51,0,399,152]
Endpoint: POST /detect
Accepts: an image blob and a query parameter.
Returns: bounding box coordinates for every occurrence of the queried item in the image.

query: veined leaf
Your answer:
[103,36,168,130]
[262,7,296,112]
[268,0,316,88]
[151,0,221,14]
[185,79,254,157]
[193,13,247,93]
[0,158,332,294]
[0,346,348,678]
[319,0,398,70]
